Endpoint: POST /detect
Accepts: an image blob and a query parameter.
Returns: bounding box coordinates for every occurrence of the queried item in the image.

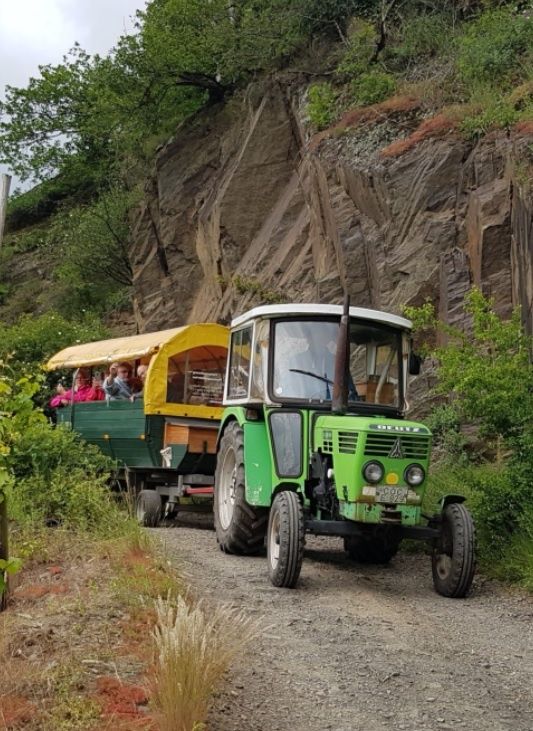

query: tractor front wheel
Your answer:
[344,528,401,564]
[432,503,475,598]
[267,491,305,588]
[214,421,268,555]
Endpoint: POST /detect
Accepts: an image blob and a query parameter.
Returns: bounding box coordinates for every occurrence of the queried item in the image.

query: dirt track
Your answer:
[151,519,533,731]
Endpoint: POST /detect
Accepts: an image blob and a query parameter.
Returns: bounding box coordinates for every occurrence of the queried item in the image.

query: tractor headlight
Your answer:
[363,461,384,484]
[404,464,425,486]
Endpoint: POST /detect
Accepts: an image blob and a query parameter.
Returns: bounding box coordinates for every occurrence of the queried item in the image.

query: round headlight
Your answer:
[363,461,384,484]
[404,464,425,486]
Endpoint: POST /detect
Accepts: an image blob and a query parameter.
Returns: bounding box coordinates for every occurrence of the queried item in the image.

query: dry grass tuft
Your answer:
[151,596,260,731]
[380,113,458,158]
[309,94,421,150]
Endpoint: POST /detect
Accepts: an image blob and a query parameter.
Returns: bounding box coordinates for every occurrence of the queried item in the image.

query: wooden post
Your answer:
[0,174,11,253]
[0,498,8,611]
[0,172,11,610]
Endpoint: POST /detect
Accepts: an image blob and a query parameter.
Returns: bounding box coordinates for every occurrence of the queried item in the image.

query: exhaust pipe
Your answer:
[332,294,350,415]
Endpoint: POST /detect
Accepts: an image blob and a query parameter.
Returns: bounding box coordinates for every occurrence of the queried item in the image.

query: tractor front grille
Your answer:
[338,431,358,454]
[364,432,430,460]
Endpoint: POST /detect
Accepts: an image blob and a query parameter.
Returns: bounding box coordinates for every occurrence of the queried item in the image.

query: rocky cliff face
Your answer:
[130,79,532,340]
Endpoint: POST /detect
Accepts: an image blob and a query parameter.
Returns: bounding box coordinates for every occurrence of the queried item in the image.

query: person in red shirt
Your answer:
[50,368,105,408]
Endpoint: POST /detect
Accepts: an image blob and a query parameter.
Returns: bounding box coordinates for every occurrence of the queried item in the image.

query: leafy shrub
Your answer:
[337,18,376,77]
[0,311,108,377]
[350,70,395,106]
[460,98,520,138]
[388,12,451,66]
[0,367,126,542]
[457,9,533,87]
[408,290,533,585]
[426,404,468,461]
[307,83,338,129]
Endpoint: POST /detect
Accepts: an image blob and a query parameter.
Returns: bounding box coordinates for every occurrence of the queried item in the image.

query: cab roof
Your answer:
[231,304,412,331]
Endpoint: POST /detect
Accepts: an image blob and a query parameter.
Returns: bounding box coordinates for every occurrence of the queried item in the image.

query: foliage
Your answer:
[408,289,533,587]
[456,8,533,88]
[0,0,368,183]
[307,83,338,129]
[337,18,377,77]
[0,312,108,378]
[0,365,127,551]
[43,186,138,315]
[350,70,395,105]
[386,10,451,67]
[459,94,527,138]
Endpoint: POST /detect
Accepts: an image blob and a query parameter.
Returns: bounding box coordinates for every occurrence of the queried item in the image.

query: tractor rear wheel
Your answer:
[267,491,305,588]
[136,490,162,527]
[344,528,401,564]
[214,421,268,555]
[432,502,475,598]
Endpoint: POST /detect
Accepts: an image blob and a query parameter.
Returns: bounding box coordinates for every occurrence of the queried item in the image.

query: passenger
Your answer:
[130,364,148,400]
[102,361,134,400]
[50,368,105,407]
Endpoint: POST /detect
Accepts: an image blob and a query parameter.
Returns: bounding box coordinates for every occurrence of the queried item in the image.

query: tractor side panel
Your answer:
[243,421,273,506]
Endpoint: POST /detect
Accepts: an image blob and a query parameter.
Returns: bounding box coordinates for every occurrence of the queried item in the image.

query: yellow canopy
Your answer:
[46,324,229,420]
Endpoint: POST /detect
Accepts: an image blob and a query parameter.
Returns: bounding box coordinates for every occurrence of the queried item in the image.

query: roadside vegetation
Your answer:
[405,290,533,591]
[0,362,258,729]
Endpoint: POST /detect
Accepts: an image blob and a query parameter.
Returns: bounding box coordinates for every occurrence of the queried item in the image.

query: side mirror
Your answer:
[409,352,422,376]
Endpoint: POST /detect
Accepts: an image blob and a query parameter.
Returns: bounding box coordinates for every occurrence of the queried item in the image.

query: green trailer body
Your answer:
[56,400,165,467]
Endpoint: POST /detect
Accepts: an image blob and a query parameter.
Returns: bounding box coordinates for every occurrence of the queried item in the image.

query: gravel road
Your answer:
[151,519,533,731]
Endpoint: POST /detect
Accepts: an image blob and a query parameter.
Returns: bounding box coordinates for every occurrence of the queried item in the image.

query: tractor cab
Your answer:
[214,302,475,599]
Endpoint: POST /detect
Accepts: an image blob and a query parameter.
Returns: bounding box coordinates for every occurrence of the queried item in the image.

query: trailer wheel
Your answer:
[344,529,401,564]
[267,491,305,588]
[214,421,268,555]
[432,502,475,598]
[136,490,162,527]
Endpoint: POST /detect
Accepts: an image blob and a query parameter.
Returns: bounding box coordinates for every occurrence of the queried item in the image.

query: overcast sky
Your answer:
[0,0,147,189]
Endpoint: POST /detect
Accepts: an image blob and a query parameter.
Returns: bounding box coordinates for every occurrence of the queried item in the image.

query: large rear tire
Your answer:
[267,491,305,588]
[214,421,268,555]
[136,490,162,527]
[344,528,401,564]
[432,503,475,598]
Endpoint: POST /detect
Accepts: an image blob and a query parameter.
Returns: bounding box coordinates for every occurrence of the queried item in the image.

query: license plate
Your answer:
[375,486,408,504]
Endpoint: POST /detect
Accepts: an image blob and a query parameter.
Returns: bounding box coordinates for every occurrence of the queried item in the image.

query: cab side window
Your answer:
[227,327,252,400]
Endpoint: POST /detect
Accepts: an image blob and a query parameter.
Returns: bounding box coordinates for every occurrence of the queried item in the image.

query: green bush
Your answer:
[408,289,533,587]
[460,98,520,138]
[457,9,533,87]
[0,368,128,542]
[350,70,395,106]
[337,18,376,77]
[388,12,451,66]
[0,311,108,377]
[307,83,338,129]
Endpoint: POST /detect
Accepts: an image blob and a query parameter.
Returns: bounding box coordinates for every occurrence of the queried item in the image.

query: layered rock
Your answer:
[130,80,533,340]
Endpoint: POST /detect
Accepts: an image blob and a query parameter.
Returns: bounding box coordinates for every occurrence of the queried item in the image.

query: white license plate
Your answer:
[375,486,408,504]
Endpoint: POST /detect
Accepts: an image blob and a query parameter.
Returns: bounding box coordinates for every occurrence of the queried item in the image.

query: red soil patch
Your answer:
[310,95,421,150]
[0,695,36,728]
[380,113,458,158]
[122,548,152,570]
[514,120,533,135]
[49,582,70,595]
[95,676,150,722]
[47,565,63,576]
[14,584,50,601]
[119,609,156,660]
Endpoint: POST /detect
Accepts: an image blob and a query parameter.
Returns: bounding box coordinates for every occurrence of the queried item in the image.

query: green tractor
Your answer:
[213,300,475,597]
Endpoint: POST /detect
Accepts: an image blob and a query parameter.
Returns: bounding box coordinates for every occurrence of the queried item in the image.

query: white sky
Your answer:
[0,0,147,188]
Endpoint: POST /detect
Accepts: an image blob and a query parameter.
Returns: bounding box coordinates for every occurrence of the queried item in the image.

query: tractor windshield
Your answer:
[272,318,402,408]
